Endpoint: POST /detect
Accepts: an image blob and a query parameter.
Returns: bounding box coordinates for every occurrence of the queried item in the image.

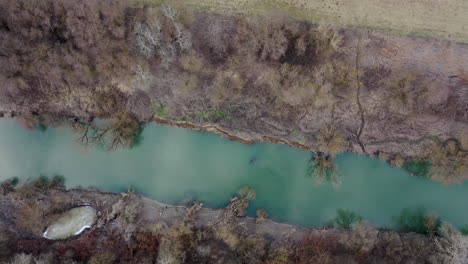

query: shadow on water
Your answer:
[393,207,441,235]
[402,160,431,179]
[130,124,145,149]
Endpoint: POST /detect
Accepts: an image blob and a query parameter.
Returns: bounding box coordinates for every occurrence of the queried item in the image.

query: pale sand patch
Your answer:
[43,206,97,240]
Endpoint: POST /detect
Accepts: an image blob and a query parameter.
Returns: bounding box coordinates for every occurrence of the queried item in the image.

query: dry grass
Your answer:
[138,0,468,43]
[177,73,199,94]
[16,203,43,234]
[179,53,204,73]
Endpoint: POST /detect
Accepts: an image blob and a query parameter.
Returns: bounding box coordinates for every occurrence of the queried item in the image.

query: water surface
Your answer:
[0,119,467,228]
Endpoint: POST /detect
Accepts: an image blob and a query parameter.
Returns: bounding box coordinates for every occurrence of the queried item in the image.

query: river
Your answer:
[0,118,467,228]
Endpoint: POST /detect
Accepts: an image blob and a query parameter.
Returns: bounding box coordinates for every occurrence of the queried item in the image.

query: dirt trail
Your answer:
[355,31,366,153]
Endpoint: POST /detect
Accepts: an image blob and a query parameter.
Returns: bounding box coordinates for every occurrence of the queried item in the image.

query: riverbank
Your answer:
[1,0,467,183]
[1,182,465,263]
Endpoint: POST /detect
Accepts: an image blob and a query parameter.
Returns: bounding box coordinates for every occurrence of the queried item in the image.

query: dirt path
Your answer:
[355,31,366,153]
[137,0,468,43]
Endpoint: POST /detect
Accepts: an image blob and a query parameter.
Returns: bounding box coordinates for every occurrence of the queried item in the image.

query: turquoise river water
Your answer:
[0,118,467,228]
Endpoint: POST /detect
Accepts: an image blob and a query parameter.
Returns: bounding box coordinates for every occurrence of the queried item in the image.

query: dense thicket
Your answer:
[0,0,132,115]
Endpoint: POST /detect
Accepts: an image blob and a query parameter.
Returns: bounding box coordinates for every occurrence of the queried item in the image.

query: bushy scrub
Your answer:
[435,222,468,264]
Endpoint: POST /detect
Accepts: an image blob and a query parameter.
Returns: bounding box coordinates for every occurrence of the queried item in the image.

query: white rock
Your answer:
[43,206,97,240]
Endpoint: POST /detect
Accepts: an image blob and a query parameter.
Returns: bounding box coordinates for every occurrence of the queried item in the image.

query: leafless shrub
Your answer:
[132,64,153,82]
[157,223,196,264]
[209,70,245,105]
[174,23,192,51]
[8,253,34,264]
[266,247,291,264]
[259,28,289,61]
[256,209,268,223]
[191,14,238,64]
[158,43,177,67]
[237,234,267,263]
[459,134,468,150]
[134,20,162,58]
[317,123,347,155]
[386,72,428,115]
[379,232,403,262]
[310,64,339,110]
[275,64,318,106]
[390,155,405,168]
[344,221,379,254]
[0,0,134,111]
[33,253,54,264]
[176,73,199,94]
[450,81,468,122]
[124,199,142,224]
[215,224,240,249]
[425,143,467,184]
[295,232,339,264]
[88,252,117,264]
[161,4,177,21]
[313,24,343,56]
[435,222,468,264]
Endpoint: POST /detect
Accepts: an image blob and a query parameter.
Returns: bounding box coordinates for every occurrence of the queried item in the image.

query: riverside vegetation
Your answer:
[0,0,467,185]
[1,178,468,264]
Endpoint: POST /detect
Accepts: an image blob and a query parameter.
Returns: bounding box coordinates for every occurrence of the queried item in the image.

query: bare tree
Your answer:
[74,113,140,151]
[435,222,468,264]
[134,21,162,58]
[132,64,153,82]
[161,4,177,21]
[174,23,192,51]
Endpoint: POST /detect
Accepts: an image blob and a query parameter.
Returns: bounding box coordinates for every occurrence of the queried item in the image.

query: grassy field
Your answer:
[134,0,468,43]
